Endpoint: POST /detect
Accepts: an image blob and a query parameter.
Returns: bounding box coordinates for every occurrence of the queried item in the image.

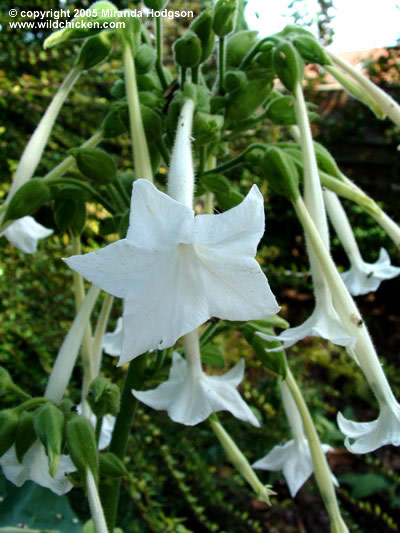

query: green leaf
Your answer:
[340,472,392,499]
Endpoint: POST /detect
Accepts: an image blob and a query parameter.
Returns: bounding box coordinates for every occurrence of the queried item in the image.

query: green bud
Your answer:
[272,41,304,93]
[278,24,315,38]
[210,95,227,114]
[0,409,19,457]
[226,74,272,121]
[224,70,247,92]
[54,198,86,236]
[265,95,297,125]
[141,105,163,145]
[190,8,215,63]
[199,174,231,195]
[111,79,125,99]
[102,108,127,138]
[4,179,51,223]
[58,399,77,423]
[174,31,202,68]
[135,43,156,75]
[99,452,128,478]
[70,147,117,184]
[76,33,113,70]
[262,147,300,201]
[87,377,120,417]
[34,403,64,478]
[139,91,162,108]
[292,35,332,66]
[212,0,238,37]
[183,83,210,112]
[215,187,244,210]
[254,49,274,71]
[226,30,258,69]
[49,182,92,201]
[143,0,168,9]
[0,367,14,392]
[193,112,224,145]
[15,411,36,463]
[66,416,99,486]
[137,71,163,92]
[313,142,343,180]
[44,1,118,49]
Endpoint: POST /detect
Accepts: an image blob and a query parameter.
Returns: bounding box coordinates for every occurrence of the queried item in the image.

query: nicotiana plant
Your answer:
[1,1,400,531]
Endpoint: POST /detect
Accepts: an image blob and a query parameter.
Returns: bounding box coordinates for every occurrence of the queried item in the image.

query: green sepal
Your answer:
[139,91,162,109]
[174,31,202,68]
[262,147,300,201]
[66,416,99,487]
[226,74,273,121]
[210,95,227,114]
[278,24,315,39]
[212,0,238,37]
[313,142,343,180]
[99,452,128,478]
[76,32,113,70]
[215,187,244,210]
[34,403,64,478]
[190,8,215,63]
[102,108,127,138]
[0,367,14,392]
[49,182,92,201]
[135,43,156,75]
[193,112,224,145]
[225,30,258,69]
[198,174,231,196]
[15,411,36,463]
[0,409,19,457]
[44,1,118,49]
[183,83,210,112]
[87,377,120,418]
[291,34,332,66]
[224,70,247,92]
[4,179,51,222]
[272,40,304,93]
[70,147,117,184]
[54,198,86,236]
[246,316,290,332]
[265,95,297,125]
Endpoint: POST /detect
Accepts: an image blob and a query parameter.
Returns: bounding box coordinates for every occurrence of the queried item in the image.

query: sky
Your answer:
[245,0,400,52]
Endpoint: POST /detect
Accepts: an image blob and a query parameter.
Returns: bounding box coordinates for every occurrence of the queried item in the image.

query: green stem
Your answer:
[8,383,32,401]
[106,184,126,212]
[218,37,226,94]
[284,368,348,533]
[92,294,114,378]
[191,65,199,84]
[201,143,266,177]
[155,17,169,90]
[102,354,147,530]
[199,321,223,348]
[156,138,170,167]
[15,397,49,414]
[180,67,187,88]
[95,416,103,444]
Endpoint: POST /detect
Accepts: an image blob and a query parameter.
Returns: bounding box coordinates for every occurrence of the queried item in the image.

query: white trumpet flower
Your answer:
[0,216,53,254]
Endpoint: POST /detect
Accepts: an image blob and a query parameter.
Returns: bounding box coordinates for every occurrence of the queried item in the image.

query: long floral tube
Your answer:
[86,468,109,533]
[293,194,400,453]
[284,369,348,533]
[328,51,400,127]
[45,285,100,404]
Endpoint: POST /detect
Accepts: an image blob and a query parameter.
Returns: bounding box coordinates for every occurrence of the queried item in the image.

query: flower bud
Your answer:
[0,409,19,457]
[278,24,315,38]
[4,179,51,223]
[199,173,231,195]
[70,147,117,184]
[226,73,273,121]
[210,95,227,114]
[76,33,113,70]
[143,0,168,9]
[54,198,86,236]
[262,147,300,201]
[135,44,156,74]
[174,31,202,68]
[15,411,36,462]
[212,0,238,37]
[87,377,120,417]
[141,106,163,145]
[139,91,162,108]
[190,8,215,63]
[265,95,297,125]
[226,30,258,69]
[224,70,247,92]
[99,452,128,478]
[292,35,332,66]
[183,83,210,111]
[34,403,65,478]
[272,41,304,93]
[193,112,224,145]
[313,142,343,180]
[111,79,125,99]
[66,416,99,486]
[102,108,127,138]
[44,1,118,49]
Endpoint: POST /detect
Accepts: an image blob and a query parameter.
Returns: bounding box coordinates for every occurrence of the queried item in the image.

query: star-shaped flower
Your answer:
[253,437,336,497]
[0,216,53,254]
[64,179,279,365]
[0,442,75,496]
[337,403,400,454]
[258,291,354,351]
[132,351,259,426]
[341,248,400,296]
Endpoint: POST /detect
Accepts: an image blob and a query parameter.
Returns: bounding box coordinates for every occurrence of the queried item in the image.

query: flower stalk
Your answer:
[86,468,109,533]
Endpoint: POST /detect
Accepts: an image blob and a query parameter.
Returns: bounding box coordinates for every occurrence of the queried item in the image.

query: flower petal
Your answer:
[103,317,124,356]
[1,216,53,254]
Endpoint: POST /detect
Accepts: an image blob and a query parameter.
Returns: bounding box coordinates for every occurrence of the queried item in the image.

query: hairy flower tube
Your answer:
[132,331,260,426]
[0,442,75,496]
[324,190,400,295]
[0,216,53,254]
[253,380,337,497]
[64,178,279,365]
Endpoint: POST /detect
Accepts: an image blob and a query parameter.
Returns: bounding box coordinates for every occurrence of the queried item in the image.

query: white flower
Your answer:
[102,317,123,357]
[0,216,53,254]
[0,442,75,496]
[132,351,260,427]
[337,403,400,454]
[64,179,279,365]
[253,438,335,497]
[341,248,400,296]
[258,290,354,351]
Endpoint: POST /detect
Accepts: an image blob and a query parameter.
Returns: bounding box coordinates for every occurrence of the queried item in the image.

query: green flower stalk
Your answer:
[87,468,109,533]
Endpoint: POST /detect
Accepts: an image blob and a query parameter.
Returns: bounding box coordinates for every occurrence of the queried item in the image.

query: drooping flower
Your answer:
[132,347,260,427]
[0,216,53,254]
[102,317,123,357]
[324,190,400,296]
[253,380,337,497]
[0,442,75,496]
[64,178,279,365]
